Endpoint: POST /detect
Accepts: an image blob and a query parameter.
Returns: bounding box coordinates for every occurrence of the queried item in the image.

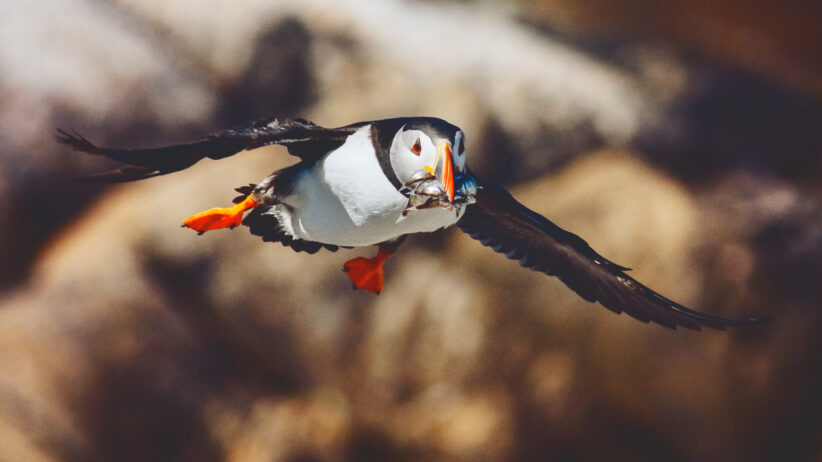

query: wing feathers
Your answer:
[57,118,357,182]
[458,178,772,330]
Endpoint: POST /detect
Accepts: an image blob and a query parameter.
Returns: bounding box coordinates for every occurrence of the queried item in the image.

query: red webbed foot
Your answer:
[343,250,390,294]
[183,194,258,234]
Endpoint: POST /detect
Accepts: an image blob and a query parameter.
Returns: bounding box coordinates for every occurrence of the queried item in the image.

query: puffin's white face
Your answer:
[389,126,467,202]
[390,128,438,182]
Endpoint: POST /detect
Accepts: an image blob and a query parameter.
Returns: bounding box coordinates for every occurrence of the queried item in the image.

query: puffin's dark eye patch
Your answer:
[458,142,465,155]
[411,139,422,155]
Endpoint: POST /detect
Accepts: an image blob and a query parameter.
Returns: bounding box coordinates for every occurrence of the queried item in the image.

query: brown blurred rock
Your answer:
[519,0,822,99]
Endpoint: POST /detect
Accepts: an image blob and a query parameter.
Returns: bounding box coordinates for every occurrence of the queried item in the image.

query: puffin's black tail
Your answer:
[242,207,342,254]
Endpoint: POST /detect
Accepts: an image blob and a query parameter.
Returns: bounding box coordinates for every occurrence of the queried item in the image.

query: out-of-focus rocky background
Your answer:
[1,0,820,460]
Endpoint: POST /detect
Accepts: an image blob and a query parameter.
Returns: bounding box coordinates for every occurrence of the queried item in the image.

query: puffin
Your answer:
[57,116,771,330]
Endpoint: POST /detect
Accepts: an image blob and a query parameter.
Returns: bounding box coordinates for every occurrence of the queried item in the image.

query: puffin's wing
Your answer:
[56,118,359,182]
[457,179,772,330]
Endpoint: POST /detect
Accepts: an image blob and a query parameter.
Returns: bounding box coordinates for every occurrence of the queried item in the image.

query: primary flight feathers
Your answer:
[57,118,358,182]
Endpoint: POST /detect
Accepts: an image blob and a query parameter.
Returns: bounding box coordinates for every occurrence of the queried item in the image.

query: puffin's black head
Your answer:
[387,117,467,202]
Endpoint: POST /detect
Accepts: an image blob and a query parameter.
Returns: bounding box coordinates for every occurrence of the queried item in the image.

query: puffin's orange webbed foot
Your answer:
[343,250,390,294]
[183,195,258,234]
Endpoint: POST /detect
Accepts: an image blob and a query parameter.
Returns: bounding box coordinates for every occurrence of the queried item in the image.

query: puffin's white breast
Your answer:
[268,125,462,247]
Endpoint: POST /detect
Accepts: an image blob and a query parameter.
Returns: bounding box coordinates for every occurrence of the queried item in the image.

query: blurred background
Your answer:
[1,0,820,460]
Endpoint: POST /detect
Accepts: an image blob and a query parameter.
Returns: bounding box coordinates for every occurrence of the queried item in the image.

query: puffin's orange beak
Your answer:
[437,142,455,203]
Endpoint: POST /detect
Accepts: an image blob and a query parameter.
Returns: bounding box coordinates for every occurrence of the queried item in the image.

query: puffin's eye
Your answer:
[458,142,466,155]
[411,139,422,155]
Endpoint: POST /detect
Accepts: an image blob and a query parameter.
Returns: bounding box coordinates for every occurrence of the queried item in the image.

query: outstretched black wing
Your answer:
[457,178,772,330]
[56,118,361,182]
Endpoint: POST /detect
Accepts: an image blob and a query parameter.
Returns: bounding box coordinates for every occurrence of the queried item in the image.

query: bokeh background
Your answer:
[1,0,820,460]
